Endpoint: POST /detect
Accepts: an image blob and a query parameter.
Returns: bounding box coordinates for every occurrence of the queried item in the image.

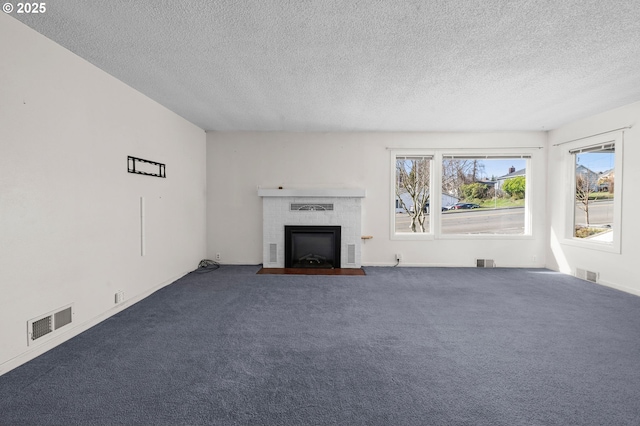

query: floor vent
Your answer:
[28,304,73,345]
[269,243,278,263]
[347,244,356,264]
[476,259,495,268]
[576,268,599,283]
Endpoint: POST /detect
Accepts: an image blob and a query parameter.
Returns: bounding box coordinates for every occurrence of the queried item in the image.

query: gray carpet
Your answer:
[2,266,640,425]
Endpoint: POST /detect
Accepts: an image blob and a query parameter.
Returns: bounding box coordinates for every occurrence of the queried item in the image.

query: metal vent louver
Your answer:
[347,244,356,264]
[54,307,72,329]
[290,203,334,211]
[576,268,599,283]
[269,243,277,263]
[476,259,495,268]
[31,316,52,340]
[28,304,73,345]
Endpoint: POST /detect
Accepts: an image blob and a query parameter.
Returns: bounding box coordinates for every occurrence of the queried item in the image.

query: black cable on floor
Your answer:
[193,259,220,273]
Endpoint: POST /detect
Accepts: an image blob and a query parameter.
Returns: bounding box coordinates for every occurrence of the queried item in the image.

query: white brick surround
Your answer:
[259,189,365,268]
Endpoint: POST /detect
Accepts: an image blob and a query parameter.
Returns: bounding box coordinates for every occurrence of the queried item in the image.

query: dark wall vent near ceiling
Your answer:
[128,156,166,178]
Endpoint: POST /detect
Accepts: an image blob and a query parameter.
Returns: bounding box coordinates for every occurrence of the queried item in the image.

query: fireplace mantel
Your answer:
[258,188,366,198]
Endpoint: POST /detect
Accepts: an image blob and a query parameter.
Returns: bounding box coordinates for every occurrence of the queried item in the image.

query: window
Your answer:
[572,144,615,240]
[394,155,432,234]
[568,137,622,251]
[392,151,534,238]
[441,156,531,235]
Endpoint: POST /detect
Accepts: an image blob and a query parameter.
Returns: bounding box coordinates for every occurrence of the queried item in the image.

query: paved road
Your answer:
[395,207,525,234]
[574,200,614,226]
[395,199,615,234]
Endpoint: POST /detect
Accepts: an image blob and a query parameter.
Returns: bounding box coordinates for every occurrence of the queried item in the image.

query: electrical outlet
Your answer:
[215,253,221,261]
[396,253,402,262]
[114,291,124,304]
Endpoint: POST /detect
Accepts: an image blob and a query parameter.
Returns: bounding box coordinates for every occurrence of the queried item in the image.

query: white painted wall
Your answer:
[0,15,206,374]
[207,132,547,267]
[546,101,640,295]
[7,5,637,378]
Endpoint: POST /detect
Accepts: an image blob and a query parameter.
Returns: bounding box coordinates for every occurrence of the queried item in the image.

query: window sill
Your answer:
[391,233,435,241]
[437,233,534,240]
[560,237,620,254]
[391,233,534,241]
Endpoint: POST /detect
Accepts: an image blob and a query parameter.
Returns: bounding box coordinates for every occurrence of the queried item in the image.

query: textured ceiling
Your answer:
[10,0,640,132]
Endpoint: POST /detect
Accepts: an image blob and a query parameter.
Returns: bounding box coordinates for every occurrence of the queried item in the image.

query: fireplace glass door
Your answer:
[285,226,341,268]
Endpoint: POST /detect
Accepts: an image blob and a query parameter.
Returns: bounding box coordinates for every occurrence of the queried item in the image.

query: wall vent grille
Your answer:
[54,307,72,329]
[290,203,334,211]
[576,268,599,283]
[31,316,52,340]
[269,243,277,263]
[28,305,73,345]
[347,244,356,264]
[476,259,495,268]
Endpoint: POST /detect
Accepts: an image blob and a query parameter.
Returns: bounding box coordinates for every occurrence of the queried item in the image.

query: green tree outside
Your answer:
[460,182,489,200]
[503,176,526,199]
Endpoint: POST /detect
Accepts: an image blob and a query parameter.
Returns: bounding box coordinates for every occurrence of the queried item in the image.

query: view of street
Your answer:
[395,207,524,234]
[395,200,615,234]
[574,200,614,226]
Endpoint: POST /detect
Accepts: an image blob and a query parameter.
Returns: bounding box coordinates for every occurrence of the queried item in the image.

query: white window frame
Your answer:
[390,151,435,240]
[390,149,536,240]
[562,132,623,254]
[437,152,533,239]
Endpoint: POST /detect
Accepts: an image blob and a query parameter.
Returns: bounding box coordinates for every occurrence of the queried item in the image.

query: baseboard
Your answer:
[590,278,640,298]
[0,269,191,377]
[362,262,545,268]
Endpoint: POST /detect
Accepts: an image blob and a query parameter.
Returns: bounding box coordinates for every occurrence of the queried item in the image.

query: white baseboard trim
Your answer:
[591,278,640,298]
[362,262,544,268]
[0,270,191,377]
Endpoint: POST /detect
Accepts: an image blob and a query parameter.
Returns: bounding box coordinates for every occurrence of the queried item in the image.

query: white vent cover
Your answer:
[290,203,334,211]
[347,244,356,264]
[27,304,73,346]
[576,268,599,283]
[476,259,495,268]
[269,243,277,263]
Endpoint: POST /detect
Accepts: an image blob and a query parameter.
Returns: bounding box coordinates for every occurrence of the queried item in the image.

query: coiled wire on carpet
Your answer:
[193,259,220,273]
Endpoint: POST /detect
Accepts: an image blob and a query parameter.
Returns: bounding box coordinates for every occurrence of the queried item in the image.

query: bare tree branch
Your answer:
[396,158,430,232]
[575,173,592,225]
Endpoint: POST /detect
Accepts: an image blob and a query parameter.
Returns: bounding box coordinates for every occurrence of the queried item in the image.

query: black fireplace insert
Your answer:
[284,225,341,269]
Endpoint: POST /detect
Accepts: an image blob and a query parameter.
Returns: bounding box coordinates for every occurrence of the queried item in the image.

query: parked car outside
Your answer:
[410,203,430,213]
[450,203,480,210]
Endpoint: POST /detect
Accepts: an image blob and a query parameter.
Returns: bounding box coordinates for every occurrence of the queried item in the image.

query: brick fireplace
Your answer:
[258,188,365,268]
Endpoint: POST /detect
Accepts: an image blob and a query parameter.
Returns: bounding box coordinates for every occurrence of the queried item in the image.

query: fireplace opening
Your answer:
[285,226,341,269]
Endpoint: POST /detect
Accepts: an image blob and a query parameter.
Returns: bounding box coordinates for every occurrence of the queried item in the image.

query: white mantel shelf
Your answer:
[258,188,366,198]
